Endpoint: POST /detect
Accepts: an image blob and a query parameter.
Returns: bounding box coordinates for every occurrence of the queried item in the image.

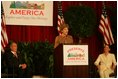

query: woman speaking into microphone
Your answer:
[54,23,73,48]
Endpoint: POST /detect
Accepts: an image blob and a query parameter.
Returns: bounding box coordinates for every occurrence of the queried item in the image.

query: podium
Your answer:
[54,44,89,78]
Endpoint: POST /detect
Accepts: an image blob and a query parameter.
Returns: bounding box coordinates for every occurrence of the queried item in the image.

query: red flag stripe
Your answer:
[1,14,8,52]
[1,36,6,52]
[99,25,109,44]
[106,17,114,44]
[101,15,111,44]
[1,45,4,52]
[1,36,5,48]
[99,15,110,44]
[103,16,112,44]
[1,30,8,45]
[99,24,109,44]
[58,15,65,35]
[104,16,114,45]
[99,14,114,45]
[57,2,65,35]
[1,17,8,45]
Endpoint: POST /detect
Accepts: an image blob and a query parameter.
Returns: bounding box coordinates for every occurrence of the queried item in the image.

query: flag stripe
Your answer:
[1,36,5,48]
[1,14,8,52]
[103,16,112,44]
[106,17,114,44]
[101,15,111,44]
[99,24,109,44]
[98,9,114,45]
[99,16,110,44]
[57,1,65,35]
[1,32,6,47]
[1,30,8,44]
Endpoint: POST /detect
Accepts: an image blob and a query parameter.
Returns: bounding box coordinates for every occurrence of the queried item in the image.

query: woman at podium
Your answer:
[54,23,73,48]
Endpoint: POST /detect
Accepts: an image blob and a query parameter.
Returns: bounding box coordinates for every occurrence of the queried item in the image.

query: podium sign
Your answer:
[54,44,89,77]
[63,45,88,65]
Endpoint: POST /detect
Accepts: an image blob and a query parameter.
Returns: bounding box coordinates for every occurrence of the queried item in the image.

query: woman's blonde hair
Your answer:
[59,23,69,31]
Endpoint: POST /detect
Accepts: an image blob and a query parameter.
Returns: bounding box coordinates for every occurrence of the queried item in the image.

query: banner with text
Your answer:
[2,1,53,26]
[63,45,88,65]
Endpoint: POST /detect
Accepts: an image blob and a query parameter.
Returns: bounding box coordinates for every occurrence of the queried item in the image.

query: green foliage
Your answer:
[64,5,97,38]
[48,55,54,77]
[17,41,54,77]
[32,41,54,76]
[18,42,33,67]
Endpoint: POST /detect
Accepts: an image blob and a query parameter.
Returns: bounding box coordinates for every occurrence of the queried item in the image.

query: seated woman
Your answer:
[94,44,117,78]
[54,23,73,48]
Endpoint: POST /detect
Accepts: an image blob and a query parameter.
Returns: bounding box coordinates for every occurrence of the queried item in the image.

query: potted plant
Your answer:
[64,5,97,43]
[32,41,54,77]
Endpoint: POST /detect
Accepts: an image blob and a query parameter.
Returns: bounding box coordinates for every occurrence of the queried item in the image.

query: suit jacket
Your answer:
[54,35,73,48]
[4,51,26,77]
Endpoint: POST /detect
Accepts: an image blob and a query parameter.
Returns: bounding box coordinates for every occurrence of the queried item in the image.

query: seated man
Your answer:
[4,41,27,78]
[94,44,117,78]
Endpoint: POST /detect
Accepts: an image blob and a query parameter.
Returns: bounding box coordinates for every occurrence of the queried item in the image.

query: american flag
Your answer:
[98,3,114,45]
[1,3,8,52]
[57,1,65,35]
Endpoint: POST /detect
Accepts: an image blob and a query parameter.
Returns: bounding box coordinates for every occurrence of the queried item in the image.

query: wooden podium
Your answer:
[54,44,89,78]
